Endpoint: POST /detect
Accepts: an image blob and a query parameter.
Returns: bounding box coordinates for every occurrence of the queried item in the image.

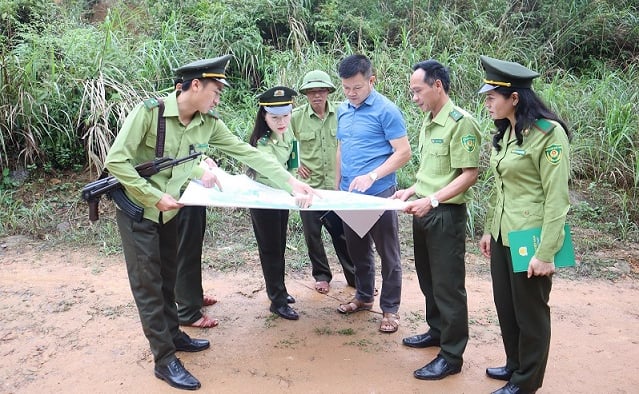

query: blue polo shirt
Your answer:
[336,89,407,196]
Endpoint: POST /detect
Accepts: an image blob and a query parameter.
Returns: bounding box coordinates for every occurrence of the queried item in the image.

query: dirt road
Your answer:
[1,236,638,393]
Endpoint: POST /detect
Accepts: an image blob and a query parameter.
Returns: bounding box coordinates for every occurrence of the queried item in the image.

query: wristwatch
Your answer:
[429,195,439,208]
[368,171,378,181]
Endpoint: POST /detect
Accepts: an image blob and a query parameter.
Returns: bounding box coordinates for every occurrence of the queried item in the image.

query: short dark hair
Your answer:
[338,54,373,79]
[412,60,450,93]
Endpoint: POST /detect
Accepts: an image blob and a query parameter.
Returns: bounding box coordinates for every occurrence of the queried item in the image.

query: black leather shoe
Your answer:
[154,357,201,390]
[286,295,296,304]
[491,382,530,394]
[174,331,210,353]
[402,332,440,348]
[270,304,299,320]
[413,355,462,380]
[486,366,514,381]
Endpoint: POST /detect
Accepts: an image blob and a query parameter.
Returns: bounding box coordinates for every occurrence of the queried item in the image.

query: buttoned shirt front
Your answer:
[336,89,407,195]
[414,99,481,204]
[253,128,297,189]
[105,92,291,223]
[484,119,571,262]
[290,101,338,189]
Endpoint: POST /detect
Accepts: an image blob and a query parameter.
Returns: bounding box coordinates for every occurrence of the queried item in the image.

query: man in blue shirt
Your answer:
[335,54,411,333]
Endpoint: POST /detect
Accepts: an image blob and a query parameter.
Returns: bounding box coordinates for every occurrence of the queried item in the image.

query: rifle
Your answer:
[81,151,201,222]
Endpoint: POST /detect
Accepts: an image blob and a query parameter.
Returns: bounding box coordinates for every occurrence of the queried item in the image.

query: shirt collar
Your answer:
[347,88,378,109]
[429,99,454,126]
[306,100,336,118]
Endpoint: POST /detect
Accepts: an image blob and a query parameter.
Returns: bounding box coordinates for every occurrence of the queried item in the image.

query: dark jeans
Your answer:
[413,203,468,367]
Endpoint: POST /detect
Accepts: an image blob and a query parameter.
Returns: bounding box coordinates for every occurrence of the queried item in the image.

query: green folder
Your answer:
[287,140,300,170]
[508,224,575,273]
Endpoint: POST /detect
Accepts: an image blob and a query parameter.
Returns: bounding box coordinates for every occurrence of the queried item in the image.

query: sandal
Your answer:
[203,295,218,306]
[185,314,219,328]
[379,312,399,333]
[337,298,373,314]
[314,281,330,294]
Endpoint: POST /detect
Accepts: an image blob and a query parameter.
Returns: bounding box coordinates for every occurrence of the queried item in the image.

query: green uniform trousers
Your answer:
[250,208,290,308]
[490,236,551,392]
[413,203,468,368]
[116,209,180,367]
[175,205,206,325]
[300,210,355,287]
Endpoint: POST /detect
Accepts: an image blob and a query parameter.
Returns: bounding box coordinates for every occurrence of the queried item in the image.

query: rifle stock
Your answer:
[81,151,201,221]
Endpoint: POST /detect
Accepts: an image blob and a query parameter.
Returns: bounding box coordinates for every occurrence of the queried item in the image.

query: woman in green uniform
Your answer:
[478,56,571,394]
[248,86,302,320]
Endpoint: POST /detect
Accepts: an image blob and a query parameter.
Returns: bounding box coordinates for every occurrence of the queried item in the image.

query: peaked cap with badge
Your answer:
[478,55,540,94]
[298,70,336,93]
[174,54,232,87]
[258,86,298,115]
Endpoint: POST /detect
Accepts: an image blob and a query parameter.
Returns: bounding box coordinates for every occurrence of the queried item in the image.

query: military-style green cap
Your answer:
[258,86,298,115]
[478,55,539,93]
[174,54,232,87]
[298,70,336,93]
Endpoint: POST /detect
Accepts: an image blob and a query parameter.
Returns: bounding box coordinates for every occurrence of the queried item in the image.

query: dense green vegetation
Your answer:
[1,0,638,268]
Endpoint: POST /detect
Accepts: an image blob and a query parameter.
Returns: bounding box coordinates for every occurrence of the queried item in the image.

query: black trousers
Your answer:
[175,205,206,325]
[250,208,290,308]
[413,203,468,368]
[490,236,552,392]
[116,209,180,367]
[300,210,355,286]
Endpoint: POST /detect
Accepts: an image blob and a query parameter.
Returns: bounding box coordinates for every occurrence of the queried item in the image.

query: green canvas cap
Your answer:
[478,55,539,93]
[258,86,298,115]
[174,54,232,87]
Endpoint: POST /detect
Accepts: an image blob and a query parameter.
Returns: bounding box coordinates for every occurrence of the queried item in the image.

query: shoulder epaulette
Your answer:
[449,109,464,122]
[533,118,556,135]
[143,98,160,109]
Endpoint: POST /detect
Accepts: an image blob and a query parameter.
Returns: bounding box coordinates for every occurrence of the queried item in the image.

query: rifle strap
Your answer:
[155,99,166,158]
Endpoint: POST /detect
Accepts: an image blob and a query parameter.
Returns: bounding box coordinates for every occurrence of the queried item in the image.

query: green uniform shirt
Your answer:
[484,119,571,262]
[290,101,338,189]
[414,100,481,204]
[253,128,297,188]
[105,91,291,223]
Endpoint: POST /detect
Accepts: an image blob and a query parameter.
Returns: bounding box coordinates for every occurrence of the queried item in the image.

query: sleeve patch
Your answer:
[461,135,477,153]
[534,118,556,134]
[449,109,464,122]
[544,144,563,164]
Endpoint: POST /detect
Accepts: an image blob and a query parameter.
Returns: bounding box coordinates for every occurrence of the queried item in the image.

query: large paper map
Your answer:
[178,169,407,237]
[178,169,406,212]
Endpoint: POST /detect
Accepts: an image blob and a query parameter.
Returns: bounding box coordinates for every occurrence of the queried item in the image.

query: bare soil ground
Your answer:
[1,233,639,394]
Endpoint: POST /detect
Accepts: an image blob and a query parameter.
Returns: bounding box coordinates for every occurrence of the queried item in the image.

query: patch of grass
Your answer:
[344,338,374,350]
[263,313,278,328]
[336,328,355,336]
[275,336,302,349]
[314,326,334,336]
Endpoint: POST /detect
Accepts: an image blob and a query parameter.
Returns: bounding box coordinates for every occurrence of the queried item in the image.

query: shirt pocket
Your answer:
[426,144,451,175]
[298,131,316,143]
[512,200,544,228]
[144,129,158,150]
